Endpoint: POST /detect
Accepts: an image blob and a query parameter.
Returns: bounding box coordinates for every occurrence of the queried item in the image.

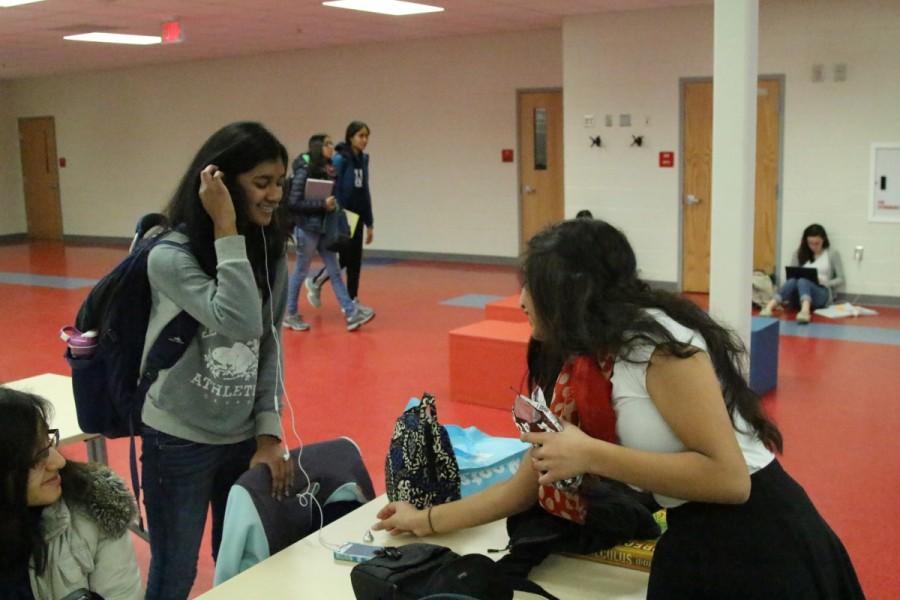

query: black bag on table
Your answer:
[498,478,662,578]
[350,543,558,600]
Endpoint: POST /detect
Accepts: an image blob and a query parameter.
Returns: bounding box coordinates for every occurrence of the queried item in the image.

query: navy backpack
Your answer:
[64,214,199,525]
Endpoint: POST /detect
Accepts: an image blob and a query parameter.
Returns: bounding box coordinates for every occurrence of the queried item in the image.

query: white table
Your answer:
[3,372,108,463]
[199,494,649,599]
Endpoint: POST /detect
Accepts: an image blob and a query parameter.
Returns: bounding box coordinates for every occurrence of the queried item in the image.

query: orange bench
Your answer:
[448,319,531,409]
[484,294,527,323]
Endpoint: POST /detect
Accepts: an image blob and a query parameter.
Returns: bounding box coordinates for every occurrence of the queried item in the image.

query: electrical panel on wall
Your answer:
[869,143,900,223]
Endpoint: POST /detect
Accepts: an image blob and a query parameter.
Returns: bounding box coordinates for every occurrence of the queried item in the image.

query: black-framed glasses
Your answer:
[31,428,60,468]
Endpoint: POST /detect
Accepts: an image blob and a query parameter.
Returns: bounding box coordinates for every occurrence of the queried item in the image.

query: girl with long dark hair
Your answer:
[141,121,293,600]
[760,223,844,323]
[283,133,373,331]
[374,219,862,599]
[305,120,375,315]
[0,387,141,600]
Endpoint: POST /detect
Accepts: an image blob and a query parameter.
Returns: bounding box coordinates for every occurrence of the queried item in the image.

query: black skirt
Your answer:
[647,459,864,599]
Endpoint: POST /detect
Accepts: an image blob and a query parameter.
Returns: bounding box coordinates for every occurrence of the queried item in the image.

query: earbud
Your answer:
[260,226,342,552]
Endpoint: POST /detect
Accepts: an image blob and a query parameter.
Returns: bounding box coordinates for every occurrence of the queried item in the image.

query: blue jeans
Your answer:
[286,227,354,315]
[775,277,829,309]
[141,426,255,600]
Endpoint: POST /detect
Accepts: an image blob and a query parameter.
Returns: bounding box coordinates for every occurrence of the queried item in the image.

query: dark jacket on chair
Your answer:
[214,437,375,585]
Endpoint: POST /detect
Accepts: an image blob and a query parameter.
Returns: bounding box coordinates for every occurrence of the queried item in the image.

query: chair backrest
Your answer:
[236,437,375,554]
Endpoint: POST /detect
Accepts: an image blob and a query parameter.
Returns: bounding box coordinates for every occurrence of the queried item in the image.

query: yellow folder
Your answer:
[344,208,360,237]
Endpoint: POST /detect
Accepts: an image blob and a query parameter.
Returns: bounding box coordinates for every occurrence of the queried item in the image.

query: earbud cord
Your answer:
[261,225,343,551]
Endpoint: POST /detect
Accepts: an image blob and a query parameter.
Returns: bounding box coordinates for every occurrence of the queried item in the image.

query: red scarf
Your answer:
[537,354,616,524]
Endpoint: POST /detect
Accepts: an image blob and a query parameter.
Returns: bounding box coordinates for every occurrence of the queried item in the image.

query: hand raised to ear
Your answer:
[199,165,237,237]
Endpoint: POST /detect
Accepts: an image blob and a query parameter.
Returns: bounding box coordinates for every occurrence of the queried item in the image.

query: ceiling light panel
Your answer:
[322,1,444,16]
[0,0,46,7]
[63,33,162,45]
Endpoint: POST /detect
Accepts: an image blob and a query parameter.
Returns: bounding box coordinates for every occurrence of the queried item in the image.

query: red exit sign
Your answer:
[659,151,674,168]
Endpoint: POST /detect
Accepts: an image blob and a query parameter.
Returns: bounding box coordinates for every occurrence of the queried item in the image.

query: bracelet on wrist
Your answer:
[426,505,436,534]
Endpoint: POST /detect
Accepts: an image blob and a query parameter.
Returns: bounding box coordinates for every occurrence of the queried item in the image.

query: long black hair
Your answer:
[164,122,288,295]
[521,219,783,452]
[345,120,369,153]
[526,338,563,402]
[0,387,52,577]
[797,223,830,266]
[306,134,331,180]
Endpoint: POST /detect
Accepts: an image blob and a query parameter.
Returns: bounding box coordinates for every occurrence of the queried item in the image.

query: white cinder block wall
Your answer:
[3,30,562,257]
[563,0,900,297]
[0,82,27,236]
[3,0,899,297]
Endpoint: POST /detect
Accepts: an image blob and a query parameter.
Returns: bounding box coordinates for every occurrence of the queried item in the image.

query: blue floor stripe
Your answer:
[440,294,506,309]
[3,268,899,345]
[780,320,900,346]
[361,257,401,267]
[0,272,98,289]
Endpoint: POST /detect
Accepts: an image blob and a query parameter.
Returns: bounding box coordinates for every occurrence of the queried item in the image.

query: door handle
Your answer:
[522,185,536,194]
[684,194,701,205]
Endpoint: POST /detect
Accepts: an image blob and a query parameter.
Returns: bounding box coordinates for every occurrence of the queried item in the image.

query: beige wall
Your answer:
[563,0,900,296]
[5,29,562,256]
[0,81,26,235]
[5,1,900,296]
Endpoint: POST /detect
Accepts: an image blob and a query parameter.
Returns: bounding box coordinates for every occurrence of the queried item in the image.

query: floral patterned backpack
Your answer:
[385,393,461,509]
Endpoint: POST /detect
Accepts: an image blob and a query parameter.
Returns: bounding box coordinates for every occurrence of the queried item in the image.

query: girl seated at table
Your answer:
[374,219,862,599]
[0,387,142,600]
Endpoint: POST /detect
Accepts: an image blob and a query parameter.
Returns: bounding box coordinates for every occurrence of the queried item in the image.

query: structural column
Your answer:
[710,0,759,353]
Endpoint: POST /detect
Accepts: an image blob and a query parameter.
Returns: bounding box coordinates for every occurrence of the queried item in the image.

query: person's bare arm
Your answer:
[527,351,750,504]
[373,448,539,536]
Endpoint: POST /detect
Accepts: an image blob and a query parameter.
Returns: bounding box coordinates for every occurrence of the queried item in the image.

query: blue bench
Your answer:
[749,316,779,396]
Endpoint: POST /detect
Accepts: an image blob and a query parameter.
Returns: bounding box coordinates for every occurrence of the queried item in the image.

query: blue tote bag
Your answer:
[445,425,529,497]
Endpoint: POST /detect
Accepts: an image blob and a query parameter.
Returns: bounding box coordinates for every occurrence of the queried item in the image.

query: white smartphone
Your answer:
[333,542,384,564]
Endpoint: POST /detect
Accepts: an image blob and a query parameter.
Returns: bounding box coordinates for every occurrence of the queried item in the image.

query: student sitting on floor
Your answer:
[0,387,142,600]
[760,223,844,323]
[374,218,863,600]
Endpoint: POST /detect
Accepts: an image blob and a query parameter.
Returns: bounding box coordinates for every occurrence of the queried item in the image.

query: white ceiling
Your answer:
[0,0,708,80]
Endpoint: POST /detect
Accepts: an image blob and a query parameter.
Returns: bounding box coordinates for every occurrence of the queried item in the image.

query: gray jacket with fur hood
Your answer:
[29,462,142,600]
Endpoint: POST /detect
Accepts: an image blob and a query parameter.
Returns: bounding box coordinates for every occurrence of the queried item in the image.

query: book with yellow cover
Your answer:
[565,509,666,573]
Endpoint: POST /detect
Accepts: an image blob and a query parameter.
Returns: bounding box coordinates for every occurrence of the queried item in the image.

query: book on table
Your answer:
[565,509,667,573]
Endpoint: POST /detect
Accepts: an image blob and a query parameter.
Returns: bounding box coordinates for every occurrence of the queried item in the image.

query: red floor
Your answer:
[2,241,898,599]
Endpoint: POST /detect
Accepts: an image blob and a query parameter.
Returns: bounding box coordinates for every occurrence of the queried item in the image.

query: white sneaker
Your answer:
[354,299,375,316]
[346,308,375,331]
[759,306,773,317]
[283,314,311,331]
[305,276,321,309]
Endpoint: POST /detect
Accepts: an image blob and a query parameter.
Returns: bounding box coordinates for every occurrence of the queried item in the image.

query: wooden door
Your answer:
[682,82,714,292]
[19,117,63,240]
[519,90,564,249]
[753,79,780,274]
[681,79,781,292]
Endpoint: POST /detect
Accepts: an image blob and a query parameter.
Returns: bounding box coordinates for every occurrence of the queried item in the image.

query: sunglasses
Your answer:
[32,428,60,468]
